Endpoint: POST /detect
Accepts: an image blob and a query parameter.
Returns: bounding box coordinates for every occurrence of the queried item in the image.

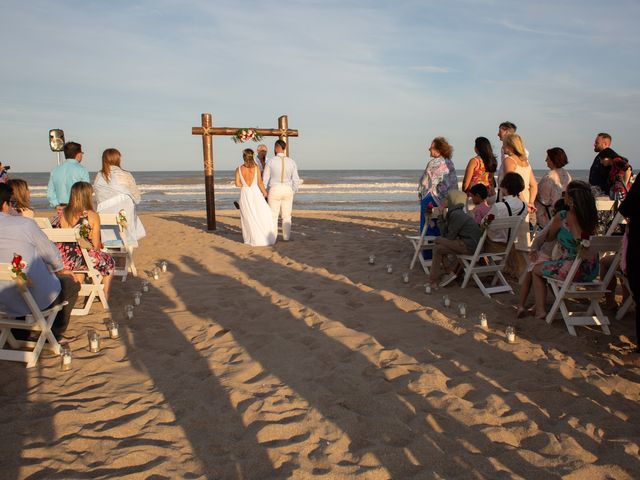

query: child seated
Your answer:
[469,183,490,225]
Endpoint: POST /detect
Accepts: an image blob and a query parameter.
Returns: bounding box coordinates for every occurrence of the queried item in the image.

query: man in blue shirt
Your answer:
[47,141,90,208]
[0,183,80,342]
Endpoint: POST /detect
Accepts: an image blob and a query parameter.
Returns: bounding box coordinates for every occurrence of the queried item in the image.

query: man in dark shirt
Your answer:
[588,132,612,194]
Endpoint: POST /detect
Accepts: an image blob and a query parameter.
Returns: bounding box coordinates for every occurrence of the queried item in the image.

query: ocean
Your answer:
[12,169,591,213]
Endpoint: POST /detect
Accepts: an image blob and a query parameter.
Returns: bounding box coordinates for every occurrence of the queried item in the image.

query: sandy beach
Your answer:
[1,209,639,479]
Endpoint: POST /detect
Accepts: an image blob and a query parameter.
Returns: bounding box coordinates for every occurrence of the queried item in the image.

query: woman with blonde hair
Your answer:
[7,178,34,218]
[235,148,276,246]
[53,181,115,299]
[93,148,145,246]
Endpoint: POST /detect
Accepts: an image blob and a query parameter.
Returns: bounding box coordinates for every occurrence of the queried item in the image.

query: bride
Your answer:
[235,148,277,246]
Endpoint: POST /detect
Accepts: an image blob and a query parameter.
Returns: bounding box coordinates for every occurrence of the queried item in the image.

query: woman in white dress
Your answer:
[235,149,277,246]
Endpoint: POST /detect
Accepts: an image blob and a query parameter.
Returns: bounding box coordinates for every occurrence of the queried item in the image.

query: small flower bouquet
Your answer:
[77,216,93,249]
[577,232,591,259]
[9,253,30,289]
[482,213,496,230]
[232,129,264,144]
[117,209,127,230]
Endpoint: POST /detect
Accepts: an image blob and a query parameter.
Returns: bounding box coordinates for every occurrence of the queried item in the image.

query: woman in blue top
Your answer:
[531,181,599,320]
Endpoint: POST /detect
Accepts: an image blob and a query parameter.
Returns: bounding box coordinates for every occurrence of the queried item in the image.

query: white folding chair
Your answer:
[407,222,436,275]
[605,211,626,236]
[43,228,109,315]
[458,215,524,297]
[0,264,64,368]
[545,235,622,336]
[615,275,635,321]
[99,213,137,282]
[34,217,52,229]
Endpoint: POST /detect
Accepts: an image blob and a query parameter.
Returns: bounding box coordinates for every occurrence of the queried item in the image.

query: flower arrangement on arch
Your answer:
[117,209,127,230]
[232,129,264,144]
[481,213,496,230]
[10,254,28,284]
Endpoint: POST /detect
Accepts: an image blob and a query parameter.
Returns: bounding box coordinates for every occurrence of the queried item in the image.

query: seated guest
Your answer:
[469,183,490,225]
[598,148,632,200]
[52,182,115,299]
[7,178,34,218]
[483,172,528,249]
[531,181,599,320]
[47,141,90,210]
[0,183,80,343]
[93,148,145,246]
[516,198,568,317]
[534,147,572,228]
[427,190,482,288]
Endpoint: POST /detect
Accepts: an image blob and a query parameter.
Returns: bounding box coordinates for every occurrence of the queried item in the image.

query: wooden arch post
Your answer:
[192,114,299,231]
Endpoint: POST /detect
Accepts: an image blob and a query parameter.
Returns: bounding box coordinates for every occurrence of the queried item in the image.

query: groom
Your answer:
[263,140,301,241]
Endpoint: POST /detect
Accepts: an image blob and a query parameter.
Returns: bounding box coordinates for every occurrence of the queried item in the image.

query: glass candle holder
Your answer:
[141,280,149,293]
[161,261,168,273]
[458,303,467,318]
[425,284,432,295]
[443,295,451,308]
[152,267,160,280]
[125,305,134,319]
[60,347,72,371]
[133,292,141,306]
[506,326,516,343]
[402,272,409,284]
[368,255,375,265]
[386,264,393,274]
[479,313,488,328]
[107,320,120,339]
[88,330,100,352]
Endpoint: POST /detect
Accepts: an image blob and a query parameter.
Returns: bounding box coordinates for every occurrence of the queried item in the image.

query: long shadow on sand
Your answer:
[172,255,559,478]
[121,280,280,478]
[212,243,640,477]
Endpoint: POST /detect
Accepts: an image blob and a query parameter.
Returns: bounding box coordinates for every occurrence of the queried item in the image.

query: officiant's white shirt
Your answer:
[263,153,301,193]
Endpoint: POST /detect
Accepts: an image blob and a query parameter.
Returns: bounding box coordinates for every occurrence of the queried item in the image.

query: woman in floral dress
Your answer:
[531,181,598,320]
[52,181,115,299]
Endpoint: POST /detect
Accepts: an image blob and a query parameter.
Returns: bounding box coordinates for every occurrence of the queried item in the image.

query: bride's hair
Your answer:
[243,149,255,167]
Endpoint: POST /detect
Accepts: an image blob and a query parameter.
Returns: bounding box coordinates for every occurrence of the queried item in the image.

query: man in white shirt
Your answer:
[0,183,80,342]
[263,140,301,241]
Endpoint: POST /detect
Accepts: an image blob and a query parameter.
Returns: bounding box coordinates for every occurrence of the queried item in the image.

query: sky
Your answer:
[1,0,639,173]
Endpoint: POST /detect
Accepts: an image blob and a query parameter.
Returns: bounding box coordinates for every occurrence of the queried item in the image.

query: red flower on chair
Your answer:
[10,253,28,284]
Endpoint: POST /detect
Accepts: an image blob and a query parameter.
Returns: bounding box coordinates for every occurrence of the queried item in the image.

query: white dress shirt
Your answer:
[484,195,527,243]
[263,154,301,193]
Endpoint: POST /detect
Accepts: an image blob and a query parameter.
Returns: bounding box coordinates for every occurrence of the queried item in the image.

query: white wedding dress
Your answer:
[239,167,277,246]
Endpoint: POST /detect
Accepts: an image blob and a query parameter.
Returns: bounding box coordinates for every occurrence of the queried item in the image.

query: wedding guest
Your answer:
[263,140,301,241]
[93,148,145,246]
[618,176,640,365]
[589,133,612,195]
[255,144,268,171]
[418,136,458,237]
[516,198,568,318]
[483,172,527,250]
[0,162,9,183]
[598,147,632,200]
[427,190,481,288]
[469,184,490,225]
[462,137,497,199]
[531,181,598,321]
[94,148,141,205]
[47,142,90,209]
[0,183,80,344]
[534,147,572,228]
[7,178,34,218]
[52,182,115,299]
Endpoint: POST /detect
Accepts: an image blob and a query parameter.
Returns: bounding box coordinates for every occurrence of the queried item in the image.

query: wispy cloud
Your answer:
[411,65,453,74]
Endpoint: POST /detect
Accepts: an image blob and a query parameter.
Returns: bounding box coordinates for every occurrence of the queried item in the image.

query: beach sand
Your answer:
[1,210,639,479]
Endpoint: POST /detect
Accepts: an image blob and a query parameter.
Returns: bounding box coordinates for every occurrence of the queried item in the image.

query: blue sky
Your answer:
[1,0,638,172]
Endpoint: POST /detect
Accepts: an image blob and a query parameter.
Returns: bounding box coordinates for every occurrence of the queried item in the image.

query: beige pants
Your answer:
[268,184,294,240]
